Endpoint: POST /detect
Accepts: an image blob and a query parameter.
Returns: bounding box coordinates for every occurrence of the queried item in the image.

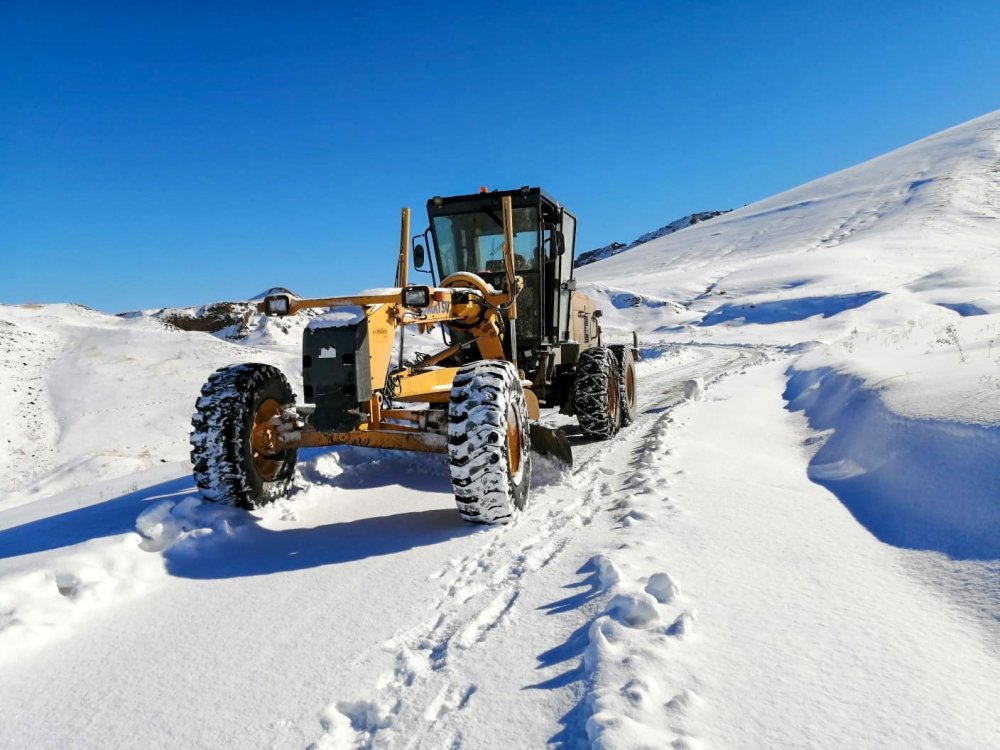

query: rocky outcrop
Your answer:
[118,287,301,340]
[576,210,730,267]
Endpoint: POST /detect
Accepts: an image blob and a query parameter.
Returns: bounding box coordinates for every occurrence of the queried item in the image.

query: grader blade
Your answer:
[529,422,573,466]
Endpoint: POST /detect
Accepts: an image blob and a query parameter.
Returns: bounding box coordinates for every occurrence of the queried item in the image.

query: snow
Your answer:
[307,306,367,329]
[3,109,1000,748]
[356,287,404,296]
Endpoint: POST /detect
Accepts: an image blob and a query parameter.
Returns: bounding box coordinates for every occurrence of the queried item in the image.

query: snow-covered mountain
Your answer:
[2,111,1000,749]
[575,210,729,267]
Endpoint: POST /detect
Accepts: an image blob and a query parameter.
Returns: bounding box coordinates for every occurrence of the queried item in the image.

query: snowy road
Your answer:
[0,344,762,749]
[308,344,767,749]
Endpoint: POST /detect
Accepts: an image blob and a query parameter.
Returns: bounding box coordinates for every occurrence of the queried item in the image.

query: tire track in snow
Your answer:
[544,345,768,748]
[309,344,768,749]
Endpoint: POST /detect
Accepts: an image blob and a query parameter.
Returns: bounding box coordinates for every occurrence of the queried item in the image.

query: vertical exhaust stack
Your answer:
[396,207,411,287]
[501,195,518,369]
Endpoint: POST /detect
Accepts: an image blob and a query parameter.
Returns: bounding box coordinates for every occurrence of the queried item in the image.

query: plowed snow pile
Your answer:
[2,111,1000,749]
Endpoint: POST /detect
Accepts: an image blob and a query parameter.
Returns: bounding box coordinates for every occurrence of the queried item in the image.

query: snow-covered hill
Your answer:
[579,109,1000,559]
[0,304,297,511]
[2,111,1000,749]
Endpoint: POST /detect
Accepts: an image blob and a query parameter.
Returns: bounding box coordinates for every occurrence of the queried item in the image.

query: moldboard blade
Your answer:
[529,423,573,466]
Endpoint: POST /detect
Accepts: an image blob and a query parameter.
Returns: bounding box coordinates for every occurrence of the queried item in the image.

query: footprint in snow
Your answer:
[644,572,681,603]
[665,610,697,638]
[55,572,81,599]
[621,510,653,526]
[665,688,703,713]
[606,592,661,629]
[621,677,652,706]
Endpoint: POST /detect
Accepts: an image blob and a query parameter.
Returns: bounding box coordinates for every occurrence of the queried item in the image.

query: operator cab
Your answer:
[417,186,577,348]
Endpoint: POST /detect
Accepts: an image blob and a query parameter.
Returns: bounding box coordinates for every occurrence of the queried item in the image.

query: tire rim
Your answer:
[507,402,525,482]
[607,368,620,423]
[251,398,284,480]
[626,364,636,410]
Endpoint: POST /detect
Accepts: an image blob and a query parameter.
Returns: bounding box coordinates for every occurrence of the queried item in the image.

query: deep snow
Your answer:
[3,110,1000,749]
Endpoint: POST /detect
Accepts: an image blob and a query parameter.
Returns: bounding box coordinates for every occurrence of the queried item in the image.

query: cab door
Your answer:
[553,209,577,341]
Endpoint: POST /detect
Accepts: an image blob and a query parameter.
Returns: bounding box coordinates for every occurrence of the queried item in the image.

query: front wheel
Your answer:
[190,363,298,509]
[447,360,531,524]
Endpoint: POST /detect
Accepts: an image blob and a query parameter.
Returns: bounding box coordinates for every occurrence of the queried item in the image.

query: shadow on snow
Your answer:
[1,447,477,571]
[700,290,884,326]
[163,506,477,579]
[523,559,608,747]
[0,476,194,559]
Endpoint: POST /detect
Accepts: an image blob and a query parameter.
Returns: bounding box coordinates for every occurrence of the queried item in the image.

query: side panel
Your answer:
[303,322,372,431]
[569,291,601,348]
[365,303,396,393]
[554,210,577,342]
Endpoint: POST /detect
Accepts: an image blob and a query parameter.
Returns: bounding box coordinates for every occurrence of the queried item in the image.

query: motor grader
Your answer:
[190,186,638,523]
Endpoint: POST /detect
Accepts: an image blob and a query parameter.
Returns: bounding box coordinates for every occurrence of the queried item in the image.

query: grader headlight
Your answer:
[263,294,291,317]
[402,285,431,308]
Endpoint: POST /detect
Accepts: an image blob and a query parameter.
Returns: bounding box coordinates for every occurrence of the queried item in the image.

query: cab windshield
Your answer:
[432,207,539,279]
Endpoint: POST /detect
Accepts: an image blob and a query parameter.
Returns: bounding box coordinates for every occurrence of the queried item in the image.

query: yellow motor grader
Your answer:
[190,187,638,523]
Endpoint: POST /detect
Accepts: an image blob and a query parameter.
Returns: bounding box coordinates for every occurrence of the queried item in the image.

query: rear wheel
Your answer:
[574,347,621,438]
[190,363,297,509]
[609,345,638,426]
[447,360,531,524]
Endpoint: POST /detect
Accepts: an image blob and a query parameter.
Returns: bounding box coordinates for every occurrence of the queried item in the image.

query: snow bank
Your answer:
[785,366,1000,560]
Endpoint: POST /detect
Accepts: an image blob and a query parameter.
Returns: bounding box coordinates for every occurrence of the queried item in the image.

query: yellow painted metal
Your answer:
[364,302,397,403]
[570,291,603,347]
[259,287,518,320]
[250,398,284,479]
[507,402,522,476]
[259,292,400,316]
[393,367,460,403]
[471,319,506,360]
[522,387,541,420]
[607,362,620,423]
[297,427,448,453]
[397,207,410,287]
[501,195,518,320]
[437,273,508,361]
[379,408,443,423]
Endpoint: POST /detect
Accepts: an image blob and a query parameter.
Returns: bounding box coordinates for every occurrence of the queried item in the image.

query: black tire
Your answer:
[447,360,531,524]
[609,345,638,426]
[190,363,297,509]
[574,347,621,438]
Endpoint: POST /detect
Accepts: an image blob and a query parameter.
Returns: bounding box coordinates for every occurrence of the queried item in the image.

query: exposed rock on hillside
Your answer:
[576,210,730,267]
[118,287,304,341]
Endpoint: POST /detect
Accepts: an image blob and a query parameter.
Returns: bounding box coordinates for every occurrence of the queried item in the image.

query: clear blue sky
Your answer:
[3,1,999,312]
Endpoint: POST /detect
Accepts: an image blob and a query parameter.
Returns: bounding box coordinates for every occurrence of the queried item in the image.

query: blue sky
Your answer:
[3,1,999,312]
